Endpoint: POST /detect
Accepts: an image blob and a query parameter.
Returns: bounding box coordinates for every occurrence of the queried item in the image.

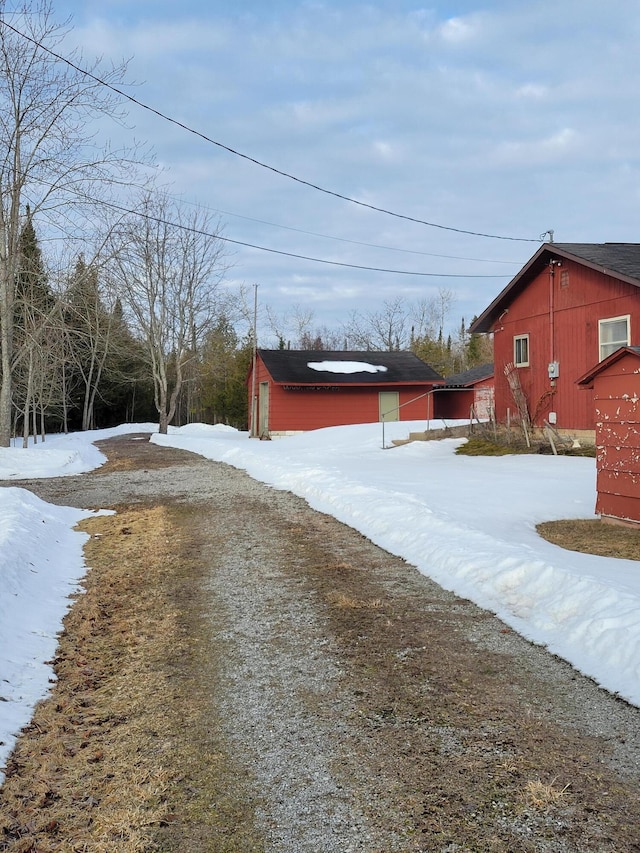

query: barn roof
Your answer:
[258,349,442,384]
[470,243,640,333]
[438,363,494,389]
[576,346,640,386]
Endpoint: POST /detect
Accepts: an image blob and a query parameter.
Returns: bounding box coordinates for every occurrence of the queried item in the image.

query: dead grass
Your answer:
[327,591,383,610]
[0,499,265,853]
[523,777,571,811]
[537,519,640,561]
[456,434,596,458]
[0,507,179,853]
[455,437,531,456]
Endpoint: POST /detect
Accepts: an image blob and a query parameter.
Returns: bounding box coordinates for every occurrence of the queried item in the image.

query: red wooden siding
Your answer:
[265,384,433,432]
[590,353,640,524]
[492,260,640,430]
[596,491,640,523]
[435,389,473,420]
[434,377,494,420]
[597,445,640,474]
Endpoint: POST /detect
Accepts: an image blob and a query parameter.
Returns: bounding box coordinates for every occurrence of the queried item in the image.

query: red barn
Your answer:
[470,243,640,439]
[433,363,494,421]
[248,349,442,437]
[577,346,640,526]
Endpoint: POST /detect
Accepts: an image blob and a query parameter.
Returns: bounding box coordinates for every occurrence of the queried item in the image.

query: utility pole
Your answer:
[250,283,258,437]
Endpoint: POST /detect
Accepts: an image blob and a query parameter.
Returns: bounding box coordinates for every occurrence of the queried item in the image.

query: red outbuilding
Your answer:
[470,243,640,438]
[248,349,442,437]
[433,363,494,421]
[577,346,640,527]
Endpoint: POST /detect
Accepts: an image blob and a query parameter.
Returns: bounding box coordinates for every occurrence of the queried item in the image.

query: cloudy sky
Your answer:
[28,1,640,339]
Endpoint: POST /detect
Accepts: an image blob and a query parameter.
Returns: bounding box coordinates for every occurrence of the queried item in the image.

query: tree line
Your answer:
[11,204,253,443]
[266,293,492,377]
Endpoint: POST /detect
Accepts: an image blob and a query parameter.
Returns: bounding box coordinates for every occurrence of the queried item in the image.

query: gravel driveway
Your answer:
[1,433,639,853]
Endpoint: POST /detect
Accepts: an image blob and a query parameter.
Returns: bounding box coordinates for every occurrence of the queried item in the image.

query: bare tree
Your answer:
[0,1,142,445]
[111,194,229,434]
[266,303,316,349]
[63,256,122,431]
[343,297,411,351]
[298,325,345,350]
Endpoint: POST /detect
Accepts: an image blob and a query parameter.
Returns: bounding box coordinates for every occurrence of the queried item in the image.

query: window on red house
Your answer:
[599,315,629,360]
[514,334,529,367]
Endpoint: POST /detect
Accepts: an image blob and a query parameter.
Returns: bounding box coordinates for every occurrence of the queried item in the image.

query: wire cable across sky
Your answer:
[92,196,513,278]
[1,18,543,246]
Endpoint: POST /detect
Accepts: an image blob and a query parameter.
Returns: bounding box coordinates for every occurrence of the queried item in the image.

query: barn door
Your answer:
[258,382,270,437]
[379,391,399,422]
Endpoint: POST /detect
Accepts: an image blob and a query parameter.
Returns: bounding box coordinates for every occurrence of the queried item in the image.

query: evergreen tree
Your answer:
[465,316,494,368]
[13,208,59,443]
[63,256,154,430]
[200,317,251,428]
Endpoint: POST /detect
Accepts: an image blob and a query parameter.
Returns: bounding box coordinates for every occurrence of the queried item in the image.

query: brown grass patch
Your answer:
[327,591,383,610]
[537,519,640,560]
[456,434,596,457]
[94,456,140,472]
[0,501,264,853]
[0,507,180,852]
[0,508,192,853]
[455,437,531,456]
[523,778,571,811]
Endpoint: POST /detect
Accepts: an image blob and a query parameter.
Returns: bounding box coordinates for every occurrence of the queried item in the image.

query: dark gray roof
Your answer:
[470,243,640,333]
[439,363,494,388]
[553,244,640,279]
[258,349,442,384]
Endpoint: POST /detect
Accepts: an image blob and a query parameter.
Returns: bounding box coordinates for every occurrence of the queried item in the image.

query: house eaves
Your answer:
[576,346,640,387]
[469,243,640,334]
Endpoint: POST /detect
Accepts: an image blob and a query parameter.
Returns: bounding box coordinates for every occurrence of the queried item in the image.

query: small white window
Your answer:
[514,334,529,367]
[599,315,630,361]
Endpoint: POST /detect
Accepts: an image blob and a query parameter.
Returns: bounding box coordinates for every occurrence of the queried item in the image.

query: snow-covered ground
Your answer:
[1,420,639,782]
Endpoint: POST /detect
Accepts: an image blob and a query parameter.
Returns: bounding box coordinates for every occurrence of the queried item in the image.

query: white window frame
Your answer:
[599,314,630,361]
[514,334,529,367]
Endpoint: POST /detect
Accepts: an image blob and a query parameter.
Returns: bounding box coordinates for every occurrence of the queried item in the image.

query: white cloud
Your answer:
[516,83,548,100]
[438,15,479,44]
[370,140,399,162]
[496,127,580,166]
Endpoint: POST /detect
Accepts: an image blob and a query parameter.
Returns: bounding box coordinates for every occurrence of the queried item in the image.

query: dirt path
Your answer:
[0,434,639,852]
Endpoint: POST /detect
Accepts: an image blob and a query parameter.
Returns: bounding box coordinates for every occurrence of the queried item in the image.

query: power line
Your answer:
[91,196,512,278]
[1,18,541,244]
[201,205,522,264]
[25,164,513,278]
[219,235,510,277]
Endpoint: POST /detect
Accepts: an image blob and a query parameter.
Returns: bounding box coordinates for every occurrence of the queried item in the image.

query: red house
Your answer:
[433,363,494,421]
[248,349,442,437]
[577,346,640,526]
[470,243,640,438]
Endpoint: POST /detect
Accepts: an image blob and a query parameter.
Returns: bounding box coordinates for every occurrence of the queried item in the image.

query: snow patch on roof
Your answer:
[307,360,388,374]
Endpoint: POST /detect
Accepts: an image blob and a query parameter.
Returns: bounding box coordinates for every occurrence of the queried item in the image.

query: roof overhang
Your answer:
[469,243,640,334]
[576,346,640,387]
[274,379,444,388]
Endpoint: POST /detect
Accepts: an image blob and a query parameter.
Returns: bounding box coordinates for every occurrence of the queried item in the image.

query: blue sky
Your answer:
[25,2,640,339]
